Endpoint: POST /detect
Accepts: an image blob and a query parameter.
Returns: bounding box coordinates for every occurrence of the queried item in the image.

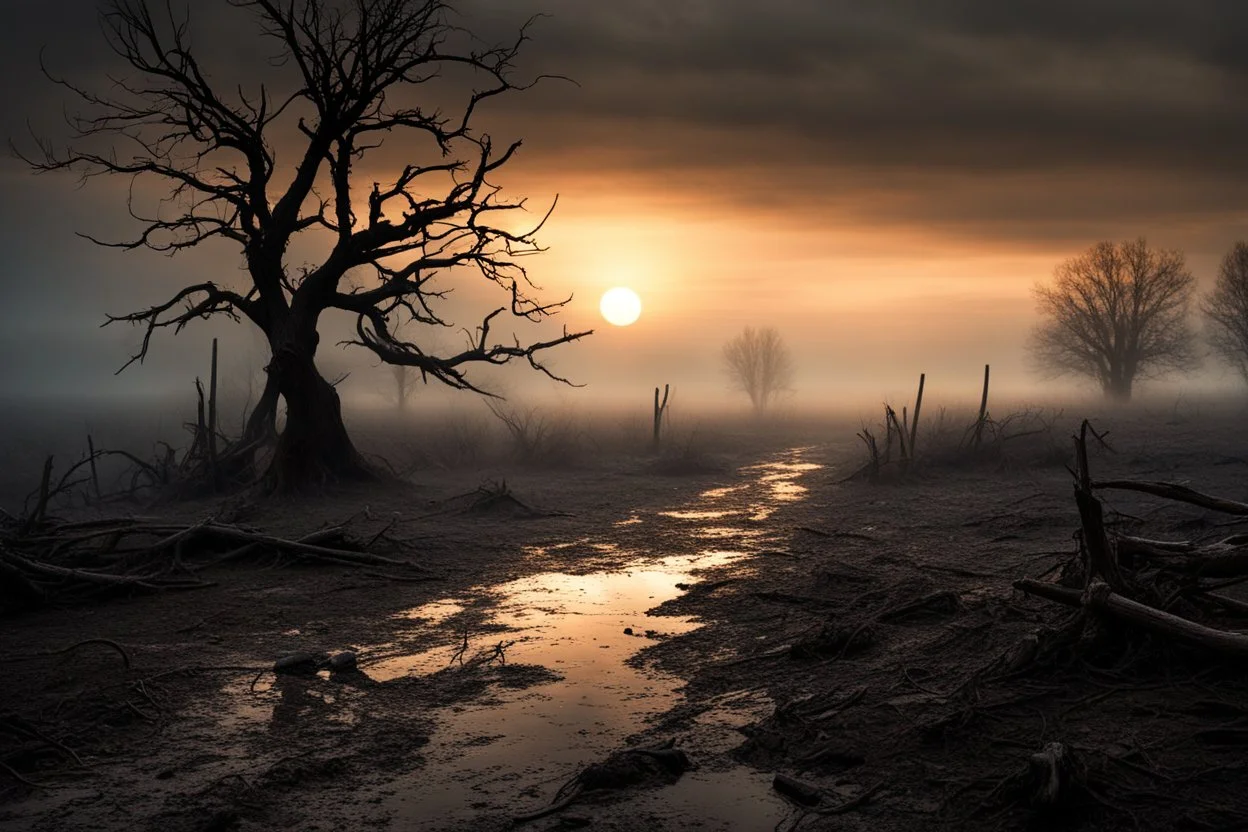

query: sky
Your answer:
[2,0,1248,413]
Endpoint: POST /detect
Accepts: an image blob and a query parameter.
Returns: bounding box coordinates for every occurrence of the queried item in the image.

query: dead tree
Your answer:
[1203,241,1248,384]
[20,0,592,491]
[393,365,413,412]
[1031,239,1197,401]
[723,327,793,415]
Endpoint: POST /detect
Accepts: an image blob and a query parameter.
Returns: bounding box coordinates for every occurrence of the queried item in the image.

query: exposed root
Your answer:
[0,638,132,669]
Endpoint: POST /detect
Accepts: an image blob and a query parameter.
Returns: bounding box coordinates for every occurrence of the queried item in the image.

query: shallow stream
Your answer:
[309,450,822,828]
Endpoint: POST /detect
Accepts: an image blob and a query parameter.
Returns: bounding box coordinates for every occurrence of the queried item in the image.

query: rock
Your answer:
[623,627,634,636]
[328,651,358,672]
[273,652,324,674]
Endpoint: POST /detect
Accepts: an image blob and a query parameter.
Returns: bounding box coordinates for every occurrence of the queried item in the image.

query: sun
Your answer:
[599,287,642,326]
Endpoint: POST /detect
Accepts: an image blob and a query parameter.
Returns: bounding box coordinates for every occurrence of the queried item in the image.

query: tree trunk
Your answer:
[242,370,281,444]
[1103,375,1133,402]
[264,333,373,492]
[395,366,409,411]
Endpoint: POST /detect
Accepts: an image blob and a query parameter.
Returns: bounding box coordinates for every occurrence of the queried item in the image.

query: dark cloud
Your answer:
[474,0,1248,177]
[3,0,1247,403]
[9,2,1248,191]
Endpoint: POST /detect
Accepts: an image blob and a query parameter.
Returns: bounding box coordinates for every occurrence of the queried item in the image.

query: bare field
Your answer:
[2,401,1248,831]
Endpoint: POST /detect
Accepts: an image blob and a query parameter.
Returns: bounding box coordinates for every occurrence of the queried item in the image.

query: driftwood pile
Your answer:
[1015,419,1248,662]
[924,418,1248,824]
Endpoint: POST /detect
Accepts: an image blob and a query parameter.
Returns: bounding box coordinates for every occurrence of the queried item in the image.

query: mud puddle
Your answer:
[370,449,821,828]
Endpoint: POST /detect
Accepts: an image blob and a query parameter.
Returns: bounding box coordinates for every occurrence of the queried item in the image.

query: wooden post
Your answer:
[882,405,894,462]
[194,379,207,459]
[973,364,990,447]
[857,430,880,482]
[653,384,670,450]
[87,434,101,500]
[208,338,219,488]
[909,373,925,457]
[29,456,54,530]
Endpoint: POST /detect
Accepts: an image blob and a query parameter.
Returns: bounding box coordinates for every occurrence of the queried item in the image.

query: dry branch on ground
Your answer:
[0,510,429,612]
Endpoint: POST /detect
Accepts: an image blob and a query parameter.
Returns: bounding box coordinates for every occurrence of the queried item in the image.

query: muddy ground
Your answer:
[3,405,1248,831]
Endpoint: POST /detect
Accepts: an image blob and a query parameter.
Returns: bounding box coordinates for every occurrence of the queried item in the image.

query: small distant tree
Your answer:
[1204,241,1248,383]
[1031,239,1197,401]
[723,326,793,414]
[392,365,412,411]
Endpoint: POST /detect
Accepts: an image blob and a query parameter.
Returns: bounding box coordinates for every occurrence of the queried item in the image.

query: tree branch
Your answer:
[104,282,257,373]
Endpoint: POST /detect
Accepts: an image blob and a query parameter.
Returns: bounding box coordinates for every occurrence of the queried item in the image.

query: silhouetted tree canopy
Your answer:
[1031,239,1197,402]
[1204,241,1248,384]
[723,326,793,415]
[19,0,591,490]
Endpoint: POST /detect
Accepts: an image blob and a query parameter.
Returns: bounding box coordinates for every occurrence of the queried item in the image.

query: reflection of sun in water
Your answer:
[599,287,642,326]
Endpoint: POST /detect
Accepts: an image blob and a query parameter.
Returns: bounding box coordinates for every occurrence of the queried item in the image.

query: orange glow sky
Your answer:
[3,1,1248,406]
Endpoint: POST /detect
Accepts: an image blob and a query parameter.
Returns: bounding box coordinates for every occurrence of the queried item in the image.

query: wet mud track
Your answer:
[366,448,826,830]
[0,447,833,831]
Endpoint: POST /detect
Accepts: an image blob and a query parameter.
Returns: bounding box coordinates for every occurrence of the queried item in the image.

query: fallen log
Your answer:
[1197,591,1248,617]
[1015,579,1248,658]
[1092,480,1248,516]
[0,547,207,591]
[1116,536,1248,577]
[774,773,823,806]
[2,512,423,609]
[193,523,416,567]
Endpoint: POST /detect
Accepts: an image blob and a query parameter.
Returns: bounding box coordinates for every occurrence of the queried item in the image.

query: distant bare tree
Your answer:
[1204,242,1248,384]
[1031,239,1197,401]
[392,365,413,411]
[723,327,793,414]
[19,0,591,491]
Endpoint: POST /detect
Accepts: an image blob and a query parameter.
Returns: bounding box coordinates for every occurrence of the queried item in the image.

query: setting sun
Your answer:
[599,286,642,326]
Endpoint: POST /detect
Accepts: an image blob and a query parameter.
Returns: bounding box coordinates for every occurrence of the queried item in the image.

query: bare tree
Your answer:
[392,364,413,411]
[1031,239,1197,401]
[1204,242,1248,384]
[18,0,591,490]
[723,326,793,415]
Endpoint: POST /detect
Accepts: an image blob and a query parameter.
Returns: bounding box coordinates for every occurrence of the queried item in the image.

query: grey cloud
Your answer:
[6,0,1248,243]
[482,0,1248,174]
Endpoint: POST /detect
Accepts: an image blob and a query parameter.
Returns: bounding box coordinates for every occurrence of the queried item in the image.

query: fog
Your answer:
[2,0,1248,499]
